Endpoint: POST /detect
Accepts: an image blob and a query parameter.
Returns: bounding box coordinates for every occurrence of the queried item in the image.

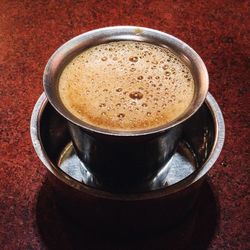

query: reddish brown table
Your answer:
[0,1,249,249]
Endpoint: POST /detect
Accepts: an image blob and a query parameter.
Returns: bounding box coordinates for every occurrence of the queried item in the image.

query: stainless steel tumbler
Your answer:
[43,26,209,191]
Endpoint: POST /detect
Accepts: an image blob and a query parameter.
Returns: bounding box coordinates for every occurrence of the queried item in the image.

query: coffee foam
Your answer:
[59,41,194,131]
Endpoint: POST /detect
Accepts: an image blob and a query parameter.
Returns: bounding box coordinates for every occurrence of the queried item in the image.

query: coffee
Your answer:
[59,41,194,131]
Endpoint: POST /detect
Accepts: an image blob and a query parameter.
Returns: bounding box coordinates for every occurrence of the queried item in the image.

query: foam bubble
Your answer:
[129,91,143,100]
[129,56,138,62]
[118,113,125,118]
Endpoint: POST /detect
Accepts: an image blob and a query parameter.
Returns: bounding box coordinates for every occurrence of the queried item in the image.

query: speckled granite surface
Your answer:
[0,0,249,249]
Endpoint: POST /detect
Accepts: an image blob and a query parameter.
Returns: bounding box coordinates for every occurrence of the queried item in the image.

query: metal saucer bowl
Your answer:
[31,92,224,231]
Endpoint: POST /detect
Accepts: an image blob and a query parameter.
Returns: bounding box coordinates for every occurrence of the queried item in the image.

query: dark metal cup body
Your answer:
[68,122,182,190]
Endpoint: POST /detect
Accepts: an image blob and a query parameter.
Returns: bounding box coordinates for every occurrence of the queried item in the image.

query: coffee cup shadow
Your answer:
[36,176,219,250]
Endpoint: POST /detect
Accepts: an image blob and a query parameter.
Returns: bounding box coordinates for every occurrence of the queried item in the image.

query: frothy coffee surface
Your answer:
[59,41,194,131]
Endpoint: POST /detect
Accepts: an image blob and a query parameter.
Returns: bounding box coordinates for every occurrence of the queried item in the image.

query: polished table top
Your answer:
[0,0,249,249]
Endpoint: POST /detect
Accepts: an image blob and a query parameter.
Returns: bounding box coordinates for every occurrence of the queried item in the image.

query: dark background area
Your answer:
[0,0,249,249]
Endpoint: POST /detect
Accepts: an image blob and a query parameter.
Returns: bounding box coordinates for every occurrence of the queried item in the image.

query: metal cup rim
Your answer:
[43,26,209,136]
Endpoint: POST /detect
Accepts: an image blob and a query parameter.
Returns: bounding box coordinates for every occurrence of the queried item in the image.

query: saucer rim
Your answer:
[30,92,225,201]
